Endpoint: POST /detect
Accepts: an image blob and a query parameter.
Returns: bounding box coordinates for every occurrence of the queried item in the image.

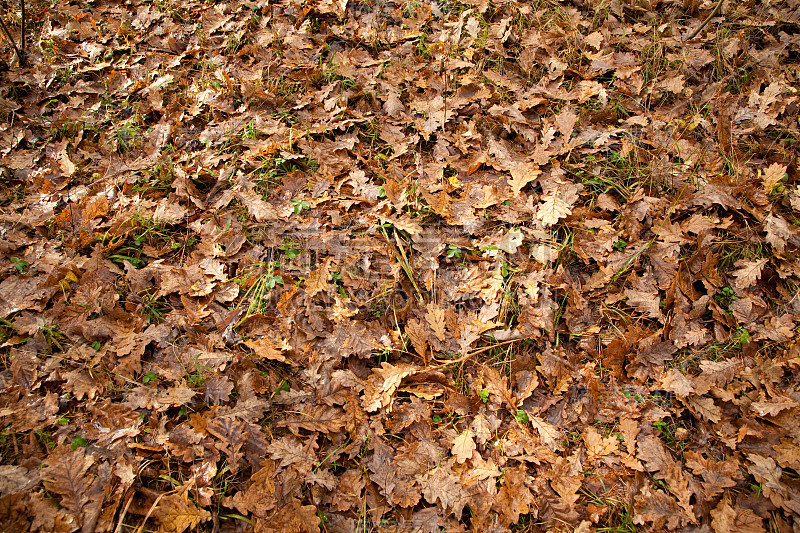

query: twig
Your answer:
[20,0,25,54]
[430,335,536,369]
[0,15,21,60]
[685,0,725,41]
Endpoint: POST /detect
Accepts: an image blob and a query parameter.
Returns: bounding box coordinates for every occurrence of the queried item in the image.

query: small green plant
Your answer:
[446,245,462,259]
[613,239,628,252]
[138,290,171,324]
[142,371,157,384]
[234,262,284,316]
[71,435,89,450]
[291,198,310,214]
[653,420,688,450]
[270,379,290,398]
[515,409,529,424]
[478,390,489,403]
[281,240,303,260]
[733,326,750,347]
[242,120,260,141]
[716,286,736,301]
[10,257,29,273]
[113,122,142,153]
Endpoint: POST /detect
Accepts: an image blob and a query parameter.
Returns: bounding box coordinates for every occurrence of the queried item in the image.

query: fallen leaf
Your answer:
[451,428,476,463]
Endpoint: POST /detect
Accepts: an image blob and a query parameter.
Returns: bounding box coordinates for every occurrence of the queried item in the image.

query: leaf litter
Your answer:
[1,0,800,531]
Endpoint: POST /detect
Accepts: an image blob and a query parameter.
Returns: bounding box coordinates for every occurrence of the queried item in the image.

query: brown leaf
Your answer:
[711,499,765,533]
[536,193,573,226]
[425,302,447,342]
[731,258,768,289]
[530,414,563,451]
[156,492,211,533]
[362,363,418,412]
[451,428,476,464]
[582,426,618,462]
[244,335,287,362]
[493,465,535,526]
[206,417,248,474]
[762,162,787,193]
[204,375,233,406]
[42,446,94,519]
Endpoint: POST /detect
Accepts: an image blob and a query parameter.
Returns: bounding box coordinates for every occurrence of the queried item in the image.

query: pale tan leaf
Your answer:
[685,396,722,423]
[731,258,768,289]
[750,398,798,417]
[451,428,476,464]
[508,162,540,195]
[660,369,694,397]
[530,414,562,451]
[536,194,572,226]
[584,31,604,50]
[497,227,523,254]
[583,426,618,461]
[764,213,792,252]
[305,258,332,298]
[384,92,405,118]
[362,363,417,412]
[244,336,287,362]
[762,162,787,193]
[711,500,765,533]
[425,302,447,342]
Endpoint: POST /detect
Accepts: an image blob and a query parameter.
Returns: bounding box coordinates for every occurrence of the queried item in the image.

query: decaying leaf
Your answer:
[451,428,476,463]
[2,0,800,531]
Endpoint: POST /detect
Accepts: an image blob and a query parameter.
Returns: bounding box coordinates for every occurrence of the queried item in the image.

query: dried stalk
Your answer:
[685,0,726,41]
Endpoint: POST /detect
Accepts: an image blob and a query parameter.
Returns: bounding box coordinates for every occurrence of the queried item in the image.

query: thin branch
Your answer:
[0,14,21,60]
[685,0,726,41]
[20,0,24,53]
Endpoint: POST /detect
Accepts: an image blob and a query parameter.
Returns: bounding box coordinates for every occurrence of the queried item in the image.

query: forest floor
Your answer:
[1,0,800,532]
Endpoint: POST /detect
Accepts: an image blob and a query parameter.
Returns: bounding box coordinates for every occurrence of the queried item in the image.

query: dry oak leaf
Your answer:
[637,434,672,473]
[362,363,418,412]
[224,460,277,517]
[421,463,470,519]
[746,454,800,515]
[497,227,523,254]
[493,465,535,526]
[536,193,573,226]
[711,499,765,533]
[451,428,476,464]
[731,258,768,289]
[204,375,233,406]
[425,302,447,342]
[0,465,39,495]
[530,414,563,451]
[773,438,800,470]
[762,162,787,193]
[685,395,722,423]
[763,212,793,253]
[156,492,211,533]
[750,397,798,417]
[583,426,618,462]
[42,446,94,518]
[244,335,287,363]
[684,451,739,500]
[508,162,541,195]
[659,369,694,397]
[305,257,332,299]
[278,404,347,434]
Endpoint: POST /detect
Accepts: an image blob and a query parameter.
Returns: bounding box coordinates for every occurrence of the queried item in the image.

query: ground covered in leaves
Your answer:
[1,0,800,531]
